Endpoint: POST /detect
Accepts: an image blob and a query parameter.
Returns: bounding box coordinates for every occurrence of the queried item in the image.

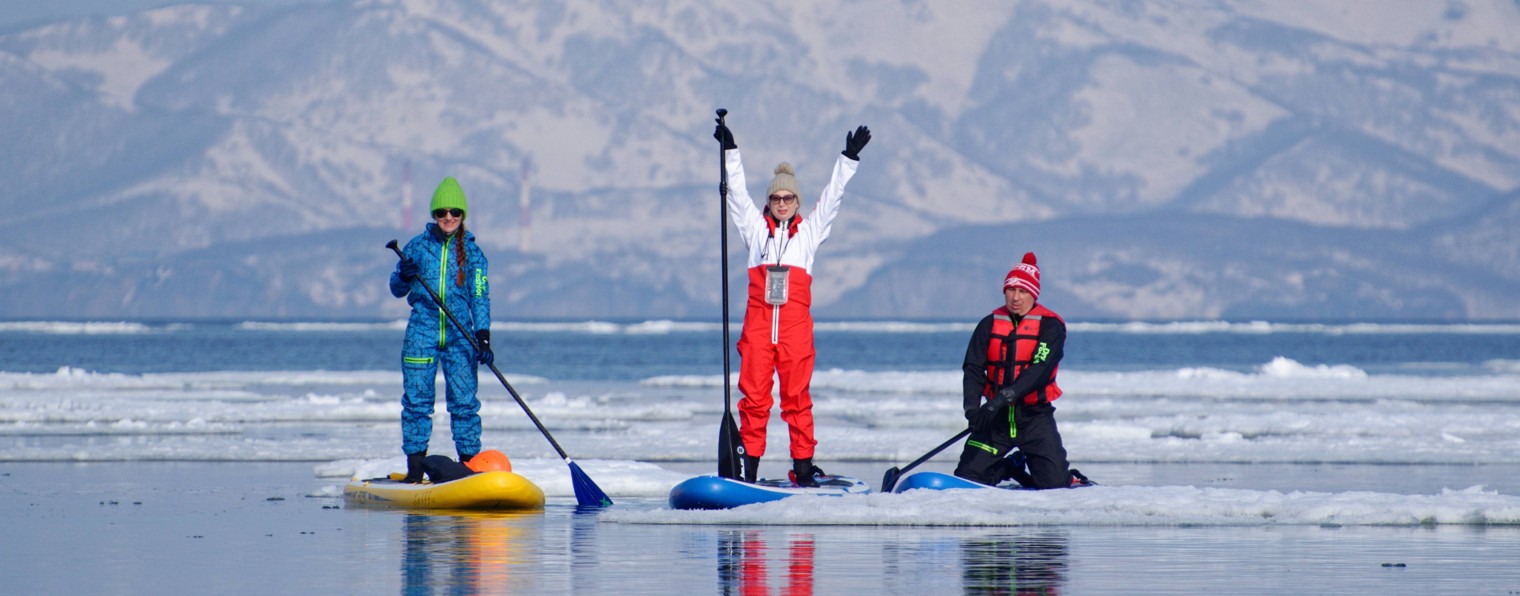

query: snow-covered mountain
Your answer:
[2,0,1517,320]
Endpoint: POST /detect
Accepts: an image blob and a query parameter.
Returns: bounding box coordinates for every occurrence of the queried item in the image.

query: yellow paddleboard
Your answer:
[344,471,545,511]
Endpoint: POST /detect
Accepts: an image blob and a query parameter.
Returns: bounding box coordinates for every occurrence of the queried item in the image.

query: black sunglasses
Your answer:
[432,208,464,218]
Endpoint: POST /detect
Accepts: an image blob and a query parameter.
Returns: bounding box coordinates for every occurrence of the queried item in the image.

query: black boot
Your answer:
[999,451,1034,487]
[403,452,426,484]
[791,458,820,488]
[742,455,761,483]
[458,451,475,465]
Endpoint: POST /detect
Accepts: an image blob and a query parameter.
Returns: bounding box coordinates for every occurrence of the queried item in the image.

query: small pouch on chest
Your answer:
[764,265,791,305]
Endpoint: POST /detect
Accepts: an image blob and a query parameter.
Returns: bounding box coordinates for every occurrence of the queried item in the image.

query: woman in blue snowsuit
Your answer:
[389,176,494,483]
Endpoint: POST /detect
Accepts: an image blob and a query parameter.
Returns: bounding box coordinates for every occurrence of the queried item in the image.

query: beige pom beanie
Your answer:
[766,162,801,199]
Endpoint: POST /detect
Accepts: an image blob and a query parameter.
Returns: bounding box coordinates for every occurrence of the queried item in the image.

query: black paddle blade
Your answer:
[717,412,742,479]
[569,461,612,510]
[881,467,901,493]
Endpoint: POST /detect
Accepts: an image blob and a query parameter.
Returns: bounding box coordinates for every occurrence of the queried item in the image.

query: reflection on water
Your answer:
[374,504,1517,595]
[569,508,602,593]
[960,531,1069,595]
[718,530,816,596]
[381,500,1075,595]
[8,465,1519,594]
[401,512,535,595]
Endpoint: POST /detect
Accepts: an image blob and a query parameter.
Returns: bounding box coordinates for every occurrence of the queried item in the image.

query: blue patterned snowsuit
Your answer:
[389,224,491,458]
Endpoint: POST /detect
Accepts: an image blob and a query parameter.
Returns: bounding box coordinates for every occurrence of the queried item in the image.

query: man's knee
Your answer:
[954,443,1008,485]
[1021,451,1071,489]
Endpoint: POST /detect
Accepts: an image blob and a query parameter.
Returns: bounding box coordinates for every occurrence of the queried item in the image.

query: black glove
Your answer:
[713,118,737,150]
[398,259,419,283]
[475,329,494,366]
[966,398,1008,432]
[841,125,871,160]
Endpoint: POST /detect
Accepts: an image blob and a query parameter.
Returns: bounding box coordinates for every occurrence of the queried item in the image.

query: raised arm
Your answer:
[716,118,766,247]
[803,126,868,246]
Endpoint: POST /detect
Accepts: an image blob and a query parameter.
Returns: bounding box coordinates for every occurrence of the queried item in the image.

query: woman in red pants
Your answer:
[714,118,870,486]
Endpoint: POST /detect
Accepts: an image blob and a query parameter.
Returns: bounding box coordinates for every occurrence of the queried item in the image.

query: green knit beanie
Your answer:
[430,176,469,216]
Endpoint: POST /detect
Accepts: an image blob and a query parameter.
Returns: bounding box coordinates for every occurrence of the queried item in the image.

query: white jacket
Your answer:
[725,149,859,344]
[724,149,858,274]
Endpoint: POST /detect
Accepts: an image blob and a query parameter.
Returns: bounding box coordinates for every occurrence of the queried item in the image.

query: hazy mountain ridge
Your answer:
[2,0,1518,320]
[830,207,1520,321]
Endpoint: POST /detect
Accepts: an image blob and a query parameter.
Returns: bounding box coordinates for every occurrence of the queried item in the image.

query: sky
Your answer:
[0,0,319,29]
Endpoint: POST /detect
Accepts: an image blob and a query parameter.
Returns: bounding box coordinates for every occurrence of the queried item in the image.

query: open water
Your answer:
[3,319,1520,594]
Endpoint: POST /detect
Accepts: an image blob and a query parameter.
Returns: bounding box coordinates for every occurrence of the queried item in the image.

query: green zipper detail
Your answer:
[967,440,1001,456]
[404,356,434,364]
[437,238,451,348]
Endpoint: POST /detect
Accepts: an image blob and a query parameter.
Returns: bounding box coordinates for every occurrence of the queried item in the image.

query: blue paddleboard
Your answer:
[668,474,871,510]
[891,471,1095,493]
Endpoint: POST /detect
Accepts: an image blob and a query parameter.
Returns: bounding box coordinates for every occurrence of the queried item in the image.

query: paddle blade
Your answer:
[568,461,612,510]
[881,467,901,493]
[717,411,743,479]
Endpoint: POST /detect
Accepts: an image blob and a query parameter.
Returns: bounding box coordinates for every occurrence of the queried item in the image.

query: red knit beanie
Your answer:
[1003,252,1041,300]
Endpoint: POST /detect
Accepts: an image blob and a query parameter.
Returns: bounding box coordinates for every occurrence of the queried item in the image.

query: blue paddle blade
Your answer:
[569,461,612,509]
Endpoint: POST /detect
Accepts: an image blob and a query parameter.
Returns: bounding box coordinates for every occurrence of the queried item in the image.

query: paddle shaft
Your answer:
[715,109,745,480]
[885,428,972,491]
[386,240,572,461]
[717,108,734,416]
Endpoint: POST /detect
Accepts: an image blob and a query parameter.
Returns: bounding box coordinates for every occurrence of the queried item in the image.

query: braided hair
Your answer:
[453,223,468,287]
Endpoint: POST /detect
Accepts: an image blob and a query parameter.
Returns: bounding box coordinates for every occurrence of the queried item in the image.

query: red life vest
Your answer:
[742,212,814,345]
[982,304,1063,405]
[750,211,809,306]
